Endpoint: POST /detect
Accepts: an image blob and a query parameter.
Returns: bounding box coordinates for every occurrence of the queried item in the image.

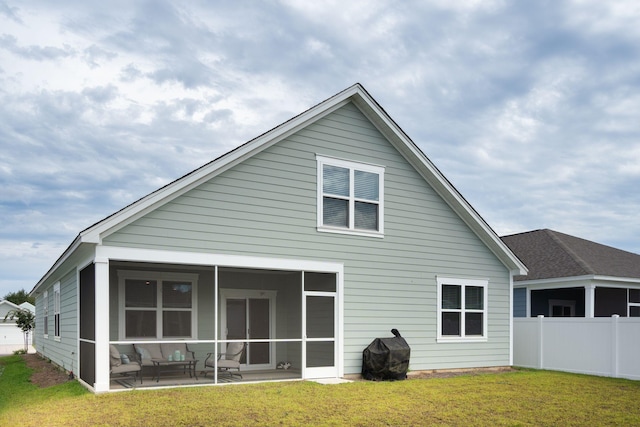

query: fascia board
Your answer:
[514,275,596,289]
[352,91,528,275]
[30,236,85,296]
[515,275,640,289]
[0,299,21,310]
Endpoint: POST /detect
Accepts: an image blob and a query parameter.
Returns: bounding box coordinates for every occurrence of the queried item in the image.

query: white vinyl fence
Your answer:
[513,315,640,381]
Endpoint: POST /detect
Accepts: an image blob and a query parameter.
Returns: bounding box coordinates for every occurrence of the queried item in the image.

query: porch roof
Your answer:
[502,229,640,282]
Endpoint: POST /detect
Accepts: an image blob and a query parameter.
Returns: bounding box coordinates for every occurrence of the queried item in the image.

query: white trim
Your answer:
[96,245,343,273]
[316,154,385,236]
[117,270,199,340]
[436,276,488,343]
[514,275,640,289]
[509,271,514,365]
[94,258,110,392]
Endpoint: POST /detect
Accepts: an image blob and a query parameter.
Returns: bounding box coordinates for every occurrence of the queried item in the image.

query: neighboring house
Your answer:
[0,299,35,354]
[502,229,640,318]
[30,83,526,392]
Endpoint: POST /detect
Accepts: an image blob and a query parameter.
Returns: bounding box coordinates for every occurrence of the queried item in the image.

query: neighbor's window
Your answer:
[43,290,49,338]
[437,277,488,341]
[119,271,198,340]
[316,155,384,236]
[629,289,640,317]
[53,282,61,340]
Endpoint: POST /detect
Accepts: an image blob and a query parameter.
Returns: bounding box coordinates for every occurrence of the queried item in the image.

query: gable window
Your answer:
[43,290,49,338]
[316,155,384,237]
[118,271,198,340]
[53,282,61,340]
[437,277,488,342]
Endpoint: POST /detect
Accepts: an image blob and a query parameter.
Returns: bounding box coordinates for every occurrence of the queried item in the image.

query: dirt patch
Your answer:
[408,366,514,380]
[22,353,73,388]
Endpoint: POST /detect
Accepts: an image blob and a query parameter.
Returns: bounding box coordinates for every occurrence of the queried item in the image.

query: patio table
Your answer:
[151,358,198,382]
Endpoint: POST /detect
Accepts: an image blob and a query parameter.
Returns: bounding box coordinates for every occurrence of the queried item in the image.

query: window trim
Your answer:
[43,290,49,338]
[117,270,199,340]
[436,277,488,342]
[316,155,385,238]
[53,282,61,341]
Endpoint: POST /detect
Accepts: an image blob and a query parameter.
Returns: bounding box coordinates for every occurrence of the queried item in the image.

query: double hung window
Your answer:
[437,277,488,341]
[317,155,384,236]
[118,271,198,340]
[53,282,61,340]
[43,290,49,337]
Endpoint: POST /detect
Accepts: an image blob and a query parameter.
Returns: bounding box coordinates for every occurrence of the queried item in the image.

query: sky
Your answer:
[1,0,639,298]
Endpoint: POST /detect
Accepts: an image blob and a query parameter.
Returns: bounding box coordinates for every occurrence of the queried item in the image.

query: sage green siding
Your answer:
[33,269,78,374]
[104,102,512,373]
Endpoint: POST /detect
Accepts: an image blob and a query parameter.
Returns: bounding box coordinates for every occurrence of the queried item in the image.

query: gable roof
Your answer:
[501,229,640,281]
[32,83,526,294]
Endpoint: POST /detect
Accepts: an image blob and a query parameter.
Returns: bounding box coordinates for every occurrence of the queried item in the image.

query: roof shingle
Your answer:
[501,229,640,281]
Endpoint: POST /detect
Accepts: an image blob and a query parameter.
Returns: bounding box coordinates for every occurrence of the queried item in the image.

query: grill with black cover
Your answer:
[362,329,410,381]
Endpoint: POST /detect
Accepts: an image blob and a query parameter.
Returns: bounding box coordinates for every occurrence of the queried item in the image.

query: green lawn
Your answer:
[2,355,640,426]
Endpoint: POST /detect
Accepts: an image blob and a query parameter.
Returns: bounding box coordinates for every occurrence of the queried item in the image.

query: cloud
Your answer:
[0,34,75,60]
[1,0,640,298]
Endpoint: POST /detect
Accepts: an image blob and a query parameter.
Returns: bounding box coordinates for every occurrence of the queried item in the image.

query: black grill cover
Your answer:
[362,329,410,381]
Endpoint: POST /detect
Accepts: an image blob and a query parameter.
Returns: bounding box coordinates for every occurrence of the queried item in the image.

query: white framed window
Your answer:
[316,155,384,237]
[53,282,61,341]
[43,290,49,338]
[549,299,575,317]
[436,277,488,342]
[629,289,640,317]
[118,271,199,340]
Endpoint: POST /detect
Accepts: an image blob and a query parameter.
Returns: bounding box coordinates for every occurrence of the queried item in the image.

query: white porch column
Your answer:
[585,284,596,318]
[526,287,531,318]
[94,257,110,392]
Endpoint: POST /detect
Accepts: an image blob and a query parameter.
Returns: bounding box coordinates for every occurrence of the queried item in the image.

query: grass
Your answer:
[2,355,640,426]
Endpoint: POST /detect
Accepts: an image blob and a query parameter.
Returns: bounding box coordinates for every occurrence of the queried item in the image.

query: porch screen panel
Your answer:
[595,288,627,317]
[248,299,270,364]
[306,296,334,338]
[79,264,95,386]
[304,272,336,292]
[306,341,334,367]
[79,264,95,341]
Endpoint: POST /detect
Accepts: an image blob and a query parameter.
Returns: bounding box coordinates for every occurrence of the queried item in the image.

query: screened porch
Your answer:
[94,262,338,390]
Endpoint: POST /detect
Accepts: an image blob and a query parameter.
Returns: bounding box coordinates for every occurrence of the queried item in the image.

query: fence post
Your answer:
[611,314,619,378]
[537,315,544,369]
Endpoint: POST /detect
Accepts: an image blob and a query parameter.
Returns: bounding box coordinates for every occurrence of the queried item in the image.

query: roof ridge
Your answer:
[544,229,595,275]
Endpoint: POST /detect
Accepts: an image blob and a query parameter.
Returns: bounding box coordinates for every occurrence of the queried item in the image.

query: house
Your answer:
[30,83,526,392]
[0,299,35,354]
[502,229,640,318]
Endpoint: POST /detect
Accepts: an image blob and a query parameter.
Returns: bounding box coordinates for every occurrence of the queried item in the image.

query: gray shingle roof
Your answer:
[501,229,640,281]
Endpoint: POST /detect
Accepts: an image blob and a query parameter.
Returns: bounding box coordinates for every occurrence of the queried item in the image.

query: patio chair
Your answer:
[203,342,245,379]
[110,344,142,385]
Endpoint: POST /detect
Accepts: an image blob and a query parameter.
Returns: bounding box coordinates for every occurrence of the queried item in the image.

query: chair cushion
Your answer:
[109,345,121,367]
[120,354,130,364]
[135,343,163,360]
[111,363,141,374]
